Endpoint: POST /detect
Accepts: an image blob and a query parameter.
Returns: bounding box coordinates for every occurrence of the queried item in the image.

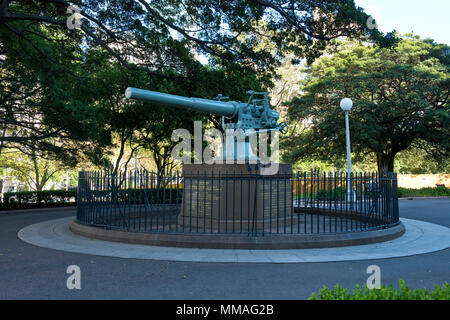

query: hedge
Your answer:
[1,188,184,210]
[106,187,183,204]
[3,190,77,204]
[1,190,77,210]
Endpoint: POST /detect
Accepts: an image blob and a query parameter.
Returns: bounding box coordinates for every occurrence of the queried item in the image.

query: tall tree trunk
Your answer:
[113,131,127,177]
[0,126,7,156]
[376,152,396,173]
[32,154,41,191]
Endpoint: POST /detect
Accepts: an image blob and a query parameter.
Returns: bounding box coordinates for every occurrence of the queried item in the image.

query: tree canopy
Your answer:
[84,45,265,174]
[0,1,407,184]
[282,35,450,172]
[0,18,108,165]
[1,0,396,71]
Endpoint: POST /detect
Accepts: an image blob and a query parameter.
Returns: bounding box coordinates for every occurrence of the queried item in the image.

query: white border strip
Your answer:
[18,217,450,263]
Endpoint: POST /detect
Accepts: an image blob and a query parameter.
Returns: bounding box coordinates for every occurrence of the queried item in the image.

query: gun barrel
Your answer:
[125,87,237,118]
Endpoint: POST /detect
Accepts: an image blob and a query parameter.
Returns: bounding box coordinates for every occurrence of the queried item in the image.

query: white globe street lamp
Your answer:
[340,98,353,112]
[340,98,355,203]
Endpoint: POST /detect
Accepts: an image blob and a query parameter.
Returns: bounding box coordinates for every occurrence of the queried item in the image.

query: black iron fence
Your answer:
[76,168,399,236]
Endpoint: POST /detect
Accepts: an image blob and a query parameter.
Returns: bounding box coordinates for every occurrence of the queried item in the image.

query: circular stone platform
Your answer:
[69,220,405,249]
[18,217,450,263]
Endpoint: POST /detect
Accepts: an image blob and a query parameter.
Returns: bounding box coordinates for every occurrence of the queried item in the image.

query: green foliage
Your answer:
[282,35,450,173]
[309,280,450,300]
[1,187,184,210]
[0,18,107,166]
[3,0,395,70]
[84,46,266,173]
[2,190,77,209]
[3,190,77,205]
[108,187,183,204]
[0,0,398,172]
[398,187,450,198]
[316,187,347,201]
[395,147,450,174]
[0,151,66,191]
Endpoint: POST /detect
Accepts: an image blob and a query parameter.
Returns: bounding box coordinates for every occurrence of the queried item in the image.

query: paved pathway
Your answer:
[17,217,448,263]
[0,199,449,299]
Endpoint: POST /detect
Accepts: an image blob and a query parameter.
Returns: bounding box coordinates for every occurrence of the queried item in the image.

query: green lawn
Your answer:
[398,187,450,198]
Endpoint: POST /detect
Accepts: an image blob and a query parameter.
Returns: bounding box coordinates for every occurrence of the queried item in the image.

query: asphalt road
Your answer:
[0,199,449,300]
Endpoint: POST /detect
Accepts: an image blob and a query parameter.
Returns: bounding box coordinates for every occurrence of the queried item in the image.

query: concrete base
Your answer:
[69,220,405,249]
[180,163,293,233]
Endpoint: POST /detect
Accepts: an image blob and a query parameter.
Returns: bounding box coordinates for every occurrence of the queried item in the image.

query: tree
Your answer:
[85,42,266,175]
[0,149,64,191]
[0,18,109,166]
[0,0,398,172]
[132,54,267,174]
[394,147,450,174]
[0,0,396,78]
[282,35,450,172]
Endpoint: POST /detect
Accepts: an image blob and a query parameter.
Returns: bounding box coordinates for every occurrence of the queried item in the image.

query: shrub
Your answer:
[1,190,78,210]
[3,190,77,204]
[316,187,347,201]
[1,187,184,210]
[309,280,450,300]
[99,187,183,204]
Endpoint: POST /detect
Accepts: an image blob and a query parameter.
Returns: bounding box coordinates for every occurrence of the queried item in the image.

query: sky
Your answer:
[355,0,450,45]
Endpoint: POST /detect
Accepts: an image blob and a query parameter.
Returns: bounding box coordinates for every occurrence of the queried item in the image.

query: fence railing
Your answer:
[76,168,399,236]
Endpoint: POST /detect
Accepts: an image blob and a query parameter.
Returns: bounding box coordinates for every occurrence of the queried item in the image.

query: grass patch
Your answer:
[398,187,449,198]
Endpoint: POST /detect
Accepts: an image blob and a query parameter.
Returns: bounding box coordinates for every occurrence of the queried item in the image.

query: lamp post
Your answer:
[340,98,355,203]
[65,170,69,191]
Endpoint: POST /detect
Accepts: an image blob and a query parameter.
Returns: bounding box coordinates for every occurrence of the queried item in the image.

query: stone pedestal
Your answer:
[178,162,294,233]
